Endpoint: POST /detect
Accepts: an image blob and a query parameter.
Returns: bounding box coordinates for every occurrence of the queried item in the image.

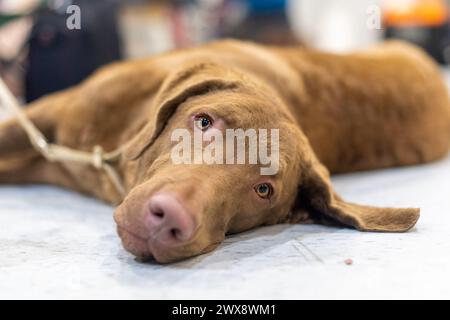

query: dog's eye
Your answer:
[255,183,273,199]
[194,115,213,131]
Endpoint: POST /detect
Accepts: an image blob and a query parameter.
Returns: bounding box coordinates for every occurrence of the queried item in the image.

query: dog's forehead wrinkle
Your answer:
[184,89,284,120]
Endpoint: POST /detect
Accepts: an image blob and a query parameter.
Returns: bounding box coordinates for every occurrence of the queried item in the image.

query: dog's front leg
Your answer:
[0,91,76,186]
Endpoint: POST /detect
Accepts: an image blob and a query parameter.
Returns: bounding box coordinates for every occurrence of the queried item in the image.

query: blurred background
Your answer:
[1,0,450,102]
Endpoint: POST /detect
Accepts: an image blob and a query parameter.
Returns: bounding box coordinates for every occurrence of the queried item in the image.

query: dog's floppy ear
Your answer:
[123,62,239,160]
[294,150,420,232]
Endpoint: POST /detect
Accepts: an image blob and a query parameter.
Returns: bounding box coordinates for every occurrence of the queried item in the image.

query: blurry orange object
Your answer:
[384,0,449,27]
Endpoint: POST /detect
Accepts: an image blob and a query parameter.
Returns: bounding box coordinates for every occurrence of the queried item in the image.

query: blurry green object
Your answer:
[0,0,51,27]
[0,14,24,27]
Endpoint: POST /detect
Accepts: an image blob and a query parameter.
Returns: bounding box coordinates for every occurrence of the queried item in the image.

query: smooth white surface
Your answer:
[1,153,450,299]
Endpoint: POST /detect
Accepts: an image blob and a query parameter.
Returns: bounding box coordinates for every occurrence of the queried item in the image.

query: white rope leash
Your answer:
[0,77,125,198]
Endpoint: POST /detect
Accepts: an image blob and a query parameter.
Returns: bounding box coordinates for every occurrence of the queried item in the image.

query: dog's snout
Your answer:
[145,193,197,245]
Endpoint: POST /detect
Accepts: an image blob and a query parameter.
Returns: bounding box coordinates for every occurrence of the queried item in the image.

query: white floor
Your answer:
[1,153,450,299]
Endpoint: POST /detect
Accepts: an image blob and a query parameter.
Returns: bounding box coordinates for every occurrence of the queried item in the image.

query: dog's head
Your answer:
[114,62,419,263]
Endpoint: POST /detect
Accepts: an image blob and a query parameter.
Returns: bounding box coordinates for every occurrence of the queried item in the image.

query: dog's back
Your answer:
[52,39,450,173]
[302,41,450,173]
[212,40,450,173]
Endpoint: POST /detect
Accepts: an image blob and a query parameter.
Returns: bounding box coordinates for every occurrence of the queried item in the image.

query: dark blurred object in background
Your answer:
[4,0,450,103]
[25,0,122,102]
[384,0,450,64]
[223,0,298,45]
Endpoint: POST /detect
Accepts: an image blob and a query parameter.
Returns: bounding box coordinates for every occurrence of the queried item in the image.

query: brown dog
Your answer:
[1,40,449,263]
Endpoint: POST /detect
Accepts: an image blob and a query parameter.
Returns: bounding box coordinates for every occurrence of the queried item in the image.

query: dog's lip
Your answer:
[116,224,189,261]
[117,225,147,241]
[117,226,153,260]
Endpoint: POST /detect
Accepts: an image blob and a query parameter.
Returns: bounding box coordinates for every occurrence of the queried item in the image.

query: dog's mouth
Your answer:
[117,225,190,263]
[117,226,154,261]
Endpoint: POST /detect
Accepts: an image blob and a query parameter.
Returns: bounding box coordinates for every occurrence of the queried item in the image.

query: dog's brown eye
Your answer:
[255,183,273,199]
[194,115,213,131]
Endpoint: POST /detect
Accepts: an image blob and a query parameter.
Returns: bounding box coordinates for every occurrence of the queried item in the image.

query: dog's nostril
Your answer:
[170,228,180,239]
[152,210,164,219]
